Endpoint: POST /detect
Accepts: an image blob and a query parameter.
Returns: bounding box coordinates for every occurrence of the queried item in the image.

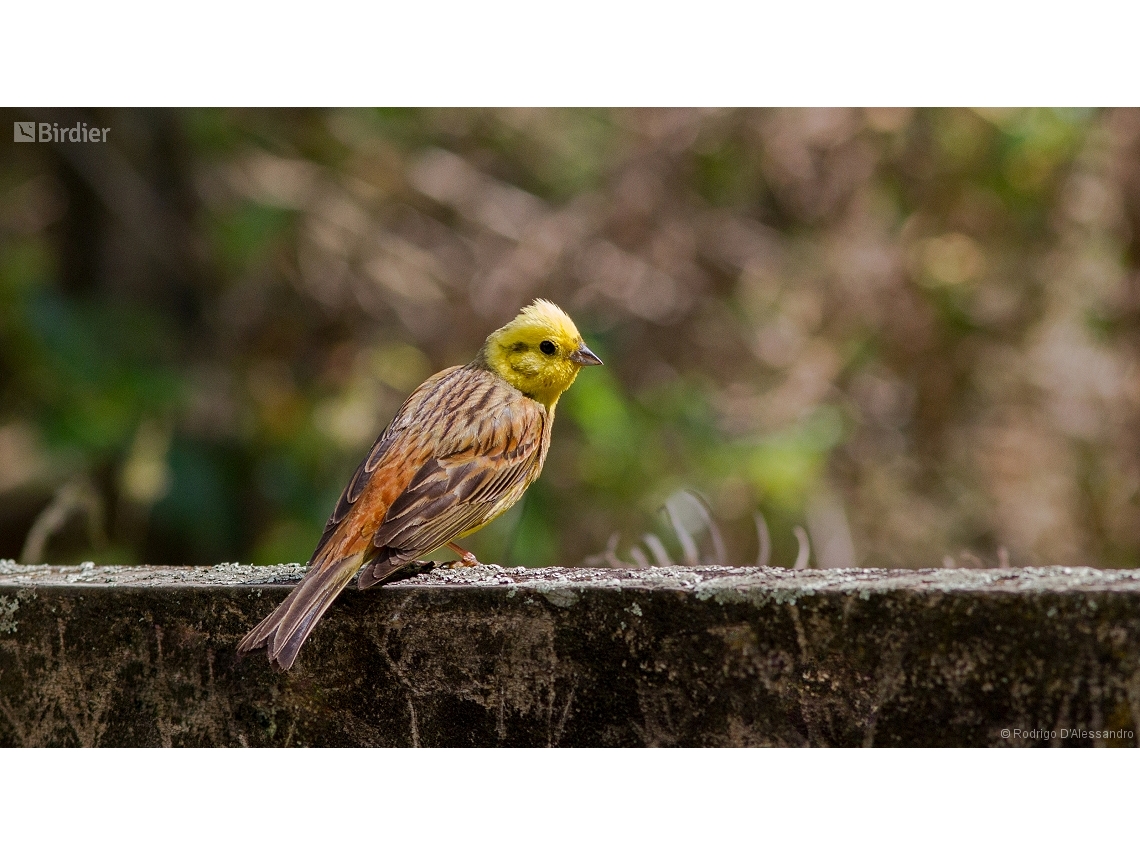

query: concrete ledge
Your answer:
[1,560,1139,746]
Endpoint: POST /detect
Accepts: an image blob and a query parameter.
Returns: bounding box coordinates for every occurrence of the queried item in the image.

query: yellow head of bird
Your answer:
[480,299,603,409]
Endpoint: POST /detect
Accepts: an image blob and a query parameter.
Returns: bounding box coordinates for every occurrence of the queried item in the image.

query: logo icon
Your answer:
[14,122,35,142]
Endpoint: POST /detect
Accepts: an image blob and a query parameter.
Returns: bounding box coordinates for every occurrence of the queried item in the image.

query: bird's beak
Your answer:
[570,342,603,366]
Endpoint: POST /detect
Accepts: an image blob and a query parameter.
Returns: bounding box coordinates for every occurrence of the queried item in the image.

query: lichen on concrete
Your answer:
[0,596,19,634]
[1,561,1139,746]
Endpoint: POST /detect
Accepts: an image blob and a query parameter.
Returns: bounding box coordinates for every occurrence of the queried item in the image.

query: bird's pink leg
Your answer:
[447,542,480,566]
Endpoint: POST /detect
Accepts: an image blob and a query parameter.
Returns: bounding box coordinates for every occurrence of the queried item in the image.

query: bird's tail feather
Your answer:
[237,550,365,670]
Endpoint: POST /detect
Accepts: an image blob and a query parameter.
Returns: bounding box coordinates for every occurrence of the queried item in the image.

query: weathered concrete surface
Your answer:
[1,559,1139,747]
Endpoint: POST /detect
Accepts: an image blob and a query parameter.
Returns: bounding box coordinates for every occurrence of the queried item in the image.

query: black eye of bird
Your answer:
[539,340,556,355]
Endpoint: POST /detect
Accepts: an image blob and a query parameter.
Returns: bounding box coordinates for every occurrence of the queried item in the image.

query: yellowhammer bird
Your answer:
[238,299,602,670]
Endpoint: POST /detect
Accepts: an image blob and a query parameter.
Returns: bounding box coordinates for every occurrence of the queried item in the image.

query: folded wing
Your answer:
[357,383,547,585]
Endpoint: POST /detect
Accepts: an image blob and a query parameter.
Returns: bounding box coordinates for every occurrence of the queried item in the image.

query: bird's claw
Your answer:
[434,558,481,570]
[445,542,480,566]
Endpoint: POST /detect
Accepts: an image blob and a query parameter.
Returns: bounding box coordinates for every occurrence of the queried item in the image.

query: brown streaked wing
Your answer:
[309,365,466,562]
[367,384,546,560]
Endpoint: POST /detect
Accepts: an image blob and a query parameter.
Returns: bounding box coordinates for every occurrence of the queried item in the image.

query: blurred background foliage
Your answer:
[3,108,1140,570]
